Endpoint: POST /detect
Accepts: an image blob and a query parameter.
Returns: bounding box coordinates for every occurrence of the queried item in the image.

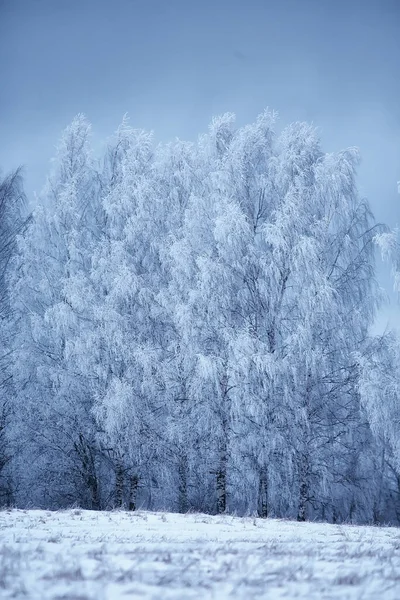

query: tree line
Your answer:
[1,110,399,523]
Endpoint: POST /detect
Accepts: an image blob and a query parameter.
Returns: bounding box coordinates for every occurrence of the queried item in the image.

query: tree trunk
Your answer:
[349,496,356,523]
[88,470,100,510]
[178,453,189,513]
[297,453,309,522]
[115,459,124,508]
[216,443,227,514]
[128,474,139,511]
[217,368,230,516]
[297,480,308,521]
[86,445,100,510]
[75,434,100,510]
[257,465,268,518]
[395,474,400,524]
[373,446,385,524]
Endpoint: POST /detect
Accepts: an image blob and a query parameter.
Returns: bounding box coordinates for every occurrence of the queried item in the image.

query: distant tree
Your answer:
[155,137,204,512]
[11,116,103,508]
[0,168,26,505]
[357,180,400,522]
[89,118,164,509]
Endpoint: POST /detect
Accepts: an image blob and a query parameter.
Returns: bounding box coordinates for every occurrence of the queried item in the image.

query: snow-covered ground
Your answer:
[0,509,399,599]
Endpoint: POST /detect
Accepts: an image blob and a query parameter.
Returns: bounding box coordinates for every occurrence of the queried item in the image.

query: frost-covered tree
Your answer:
[358,332,400,521]
[357,182,400,522]
[8,109,396,523]
[89,118,167,509]
[11,116,103,508]
[0,168,26,505]
[287,145,380,522]
[155,137,206,512]
[174,112,245,514]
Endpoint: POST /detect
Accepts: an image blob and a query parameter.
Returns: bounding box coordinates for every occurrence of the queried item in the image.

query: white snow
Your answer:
[0,509,399,599]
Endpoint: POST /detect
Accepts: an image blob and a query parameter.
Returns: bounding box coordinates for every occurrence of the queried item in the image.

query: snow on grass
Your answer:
[0,509,399,599]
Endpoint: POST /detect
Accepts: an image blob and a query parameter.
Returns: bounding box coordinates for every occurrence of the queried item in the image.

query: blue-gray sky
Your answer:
[1,0,399,326]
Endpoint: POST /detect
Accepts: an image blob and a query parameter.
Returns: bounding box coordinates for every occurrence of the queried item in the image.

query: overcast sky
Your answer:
[1,0,399,326]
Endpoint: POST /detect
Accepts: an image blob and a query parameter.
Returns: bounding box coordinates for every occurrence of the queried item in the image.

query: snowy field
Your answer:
[0,509,399,599]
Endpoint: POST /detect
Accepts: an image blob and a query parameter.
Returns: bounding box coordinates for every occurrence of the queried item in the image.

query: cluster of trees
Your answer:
[1,110,399,523]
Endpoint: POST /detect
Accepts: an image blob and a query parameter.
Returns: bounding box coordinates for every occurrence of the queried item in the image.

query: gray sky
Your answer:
[1,0,399,326]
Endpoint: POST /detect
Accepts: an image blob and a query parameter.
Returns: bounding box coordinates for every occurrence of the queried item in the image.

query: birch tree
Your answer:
[0,168,26,504]
[90,118,166,509]
[11,115,102,508]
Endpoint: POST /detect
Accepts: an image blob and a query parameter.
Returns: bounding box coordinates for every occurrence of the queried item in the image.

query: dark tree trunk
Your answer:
[373,447,385,524]
[178,453,189,513]
[349,497,356,523]
[115,459,124,508]
[257,465,268,518]
[75,433,100,510]
[332,506,338,524]
[297,480,308,522]
[395,474,400,524]
[297,453,309,522]
[128,474,139,511]
[88,470,100,510]
[216,443,227,514]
